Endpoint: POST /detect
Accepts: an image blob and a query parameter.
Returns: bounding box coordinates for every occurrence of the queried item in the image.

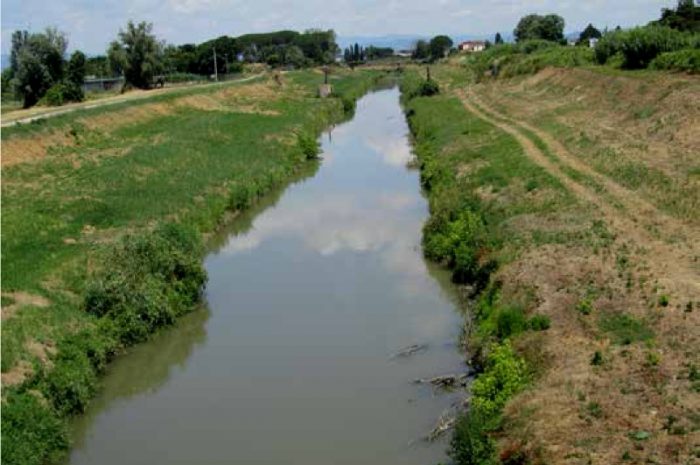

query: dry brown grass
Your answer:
[1,291,50,321]
[453,68,700,465]
[1,131,75,167]
[496,237,699,464]
[0,361,34,388]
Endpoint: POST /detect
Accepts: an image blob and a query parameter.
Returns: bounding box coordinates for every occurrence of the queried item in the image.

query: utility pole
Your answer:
[213,46,218,82]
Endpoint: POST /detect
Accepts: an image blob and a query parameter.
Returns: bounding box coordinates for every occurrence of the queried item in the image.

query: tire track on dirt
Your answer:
[467,90,699,251]
[456,89,699,301]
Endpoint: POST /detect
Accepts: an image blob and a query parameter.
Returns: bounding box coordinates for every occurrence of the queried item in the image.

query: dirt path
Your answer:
[1,74,263,128]
[467,91,699,249]
[457,89,699,302]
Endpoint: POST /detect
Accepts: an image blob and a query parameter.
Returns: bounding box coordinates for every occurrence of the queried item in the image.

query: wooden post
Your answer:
[213,47,218,82]
[318,66,332,98]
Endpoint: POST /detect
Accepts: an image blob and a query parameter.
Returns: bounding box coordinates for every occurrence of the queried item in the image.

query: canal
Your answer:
[68,86,467,465]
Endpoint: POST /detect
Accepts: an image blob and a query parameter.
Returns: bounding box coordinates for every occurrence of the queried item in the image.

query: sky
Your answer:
[1,0,677,55]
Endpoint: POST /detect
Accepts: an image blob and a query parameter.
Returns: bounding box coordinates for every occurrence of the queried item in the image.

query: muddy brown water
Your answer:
[68,87,467,465]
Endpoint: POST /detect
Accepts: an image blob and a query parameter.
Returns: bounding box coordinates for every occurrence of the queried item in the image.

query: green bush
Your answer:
[528,314,551,331]
[400,72,441,99]
[451,342,527,465]
[416,79,440,97]
[471,341,528,418]
[1,392,69,465]
[495,307,528,339]
[43,348,97,415]
[650,48,700,72]
[577,298,594,315]
[423,209,495,285]
[591,350,604,366]
[341,95,356,114]
[450,408,498,465]
[84,223,206,345]
[40,82,84,106]
[595,26,697,69]
[331,91,357,115]
[516,39,558,54]
[297,132,321,159]
[598,313,654,345]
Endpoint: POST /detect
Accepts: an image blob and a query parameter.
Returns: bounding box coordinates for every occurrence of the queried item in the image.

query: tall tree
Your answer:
[412,40,430,60]
[429,35,453,60]
[108,21,163,89]
[107,40,127,76]
[494,32,504,44]
[10,30,29,72]
[514,14,565,42]
[67,51,87,86]
[11,28,68,107]
[577,24,602,45]
[653,0,700,32]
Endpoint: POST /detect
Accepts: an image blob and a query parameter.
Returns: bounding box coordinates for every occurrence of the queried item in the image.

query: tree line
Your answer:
[3,29,87,107]
[412,0,697,64]
[342,44,394,65]
[412,35,454,62]
[3,23,340,108]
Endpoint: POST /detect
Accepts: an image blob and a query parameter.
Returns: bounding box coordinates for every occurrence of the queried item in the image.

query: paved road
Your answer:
[1,74,263,128]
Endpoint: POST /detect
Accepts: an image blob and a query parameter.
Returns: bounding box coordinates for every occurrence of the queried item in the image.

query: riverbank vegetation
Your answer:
[401,15,699,459]
[0,68,387,465]
[402,68,580,463]
[458,1,699,81]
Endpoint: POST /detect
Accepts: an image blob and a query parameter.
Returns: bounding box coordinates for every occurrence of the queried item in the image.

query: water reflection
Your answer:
[69,307,210,451]
[68,87,466,465]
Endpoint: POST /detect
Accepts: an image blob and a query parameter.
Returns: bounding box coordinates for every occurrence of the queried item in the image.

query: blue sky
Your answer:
[1,0,675,55]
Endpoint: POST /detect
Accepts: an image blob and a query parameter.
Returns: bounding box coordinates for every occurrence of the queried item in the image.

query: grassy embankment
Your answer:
[1,67,386,465]
[402,56,699,465]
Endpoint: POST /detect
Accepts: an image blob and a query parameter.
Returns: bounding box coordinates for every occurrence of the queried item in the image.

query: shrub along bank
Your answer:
[401,70,575,464]
[1,69,387,465]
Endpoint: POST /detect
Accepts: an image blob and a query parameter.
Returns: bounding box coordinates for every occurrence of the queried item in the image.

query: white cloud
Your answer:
[451,9,472,17]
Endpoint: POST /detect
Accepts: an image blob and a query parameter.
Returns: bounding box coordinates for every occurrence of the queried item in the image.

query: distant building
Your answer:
[394,49,412,58]
[458,41,486,53]
[588,38,599,48]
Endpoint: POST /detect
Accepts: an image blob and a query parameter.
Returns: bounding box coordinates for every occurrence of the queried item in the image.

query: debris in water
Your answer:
[390,343,428,359]
[414,373,470,388]
[427,409,457,441]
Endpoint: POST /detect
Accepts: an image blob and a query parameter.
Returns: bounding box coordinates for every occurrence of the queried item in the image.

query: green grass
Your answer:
[1,68,385,465]
[598,313,655,345]
[474,77,700,224]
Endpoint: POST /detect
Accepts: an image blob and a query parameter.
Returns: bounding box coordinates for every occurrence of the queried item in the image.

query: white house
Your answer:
[458,41,486,53]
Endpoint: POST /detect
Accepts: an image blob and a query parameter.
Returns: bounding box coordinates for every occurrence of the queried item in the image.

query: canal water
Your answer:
[68,87,466,465]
